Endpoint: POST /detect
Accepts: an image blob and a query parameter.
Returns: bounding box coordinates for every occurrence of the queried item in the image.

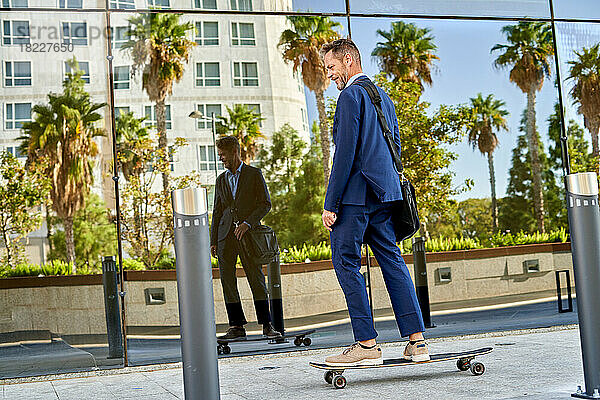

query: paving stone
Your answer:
[0,327,589,400]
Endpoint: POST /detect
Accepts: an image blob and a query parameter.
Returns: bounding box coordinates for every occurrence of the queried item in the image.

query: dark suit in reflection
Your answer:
[210,163,272,327]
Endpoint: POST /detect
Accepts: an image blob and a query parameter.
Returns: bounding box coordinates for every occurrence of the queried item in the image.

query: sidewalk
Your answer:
[1,325,584,400]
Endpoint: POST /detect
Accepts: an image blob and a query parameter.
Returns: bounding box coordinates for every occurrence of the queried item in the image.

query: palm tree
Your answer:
[568,43,600,172]
[279,16,341,181]
[116,111,150,181]
[20,59,105,273]
[122,13,195,192]
[116,111,151,252]
[217,104,265,163]
[492,21,553,233]
[468,93,509,231]
[371,21,439,91]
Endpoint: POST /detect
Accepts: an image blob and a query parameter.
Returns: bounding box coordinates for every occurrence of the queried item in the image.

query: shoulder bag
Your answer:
[219,175,280,264]
[354,78,421,242]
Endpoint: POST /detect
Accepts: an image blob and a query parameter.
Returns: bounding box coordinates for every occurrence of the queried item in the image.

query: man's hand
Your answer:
[322,210,337,232]
[234,223,250,240]
[210,245,217,258]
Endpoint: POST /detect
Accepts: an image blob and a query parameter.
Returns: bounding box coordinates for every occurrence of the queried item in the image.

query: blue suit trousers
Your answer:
[330,190,425,341]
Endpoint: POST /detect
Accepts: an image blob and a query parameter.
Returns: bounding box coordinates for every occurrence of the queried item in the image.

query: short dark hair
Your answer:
[216,136,240,154]
[320,38,362,66]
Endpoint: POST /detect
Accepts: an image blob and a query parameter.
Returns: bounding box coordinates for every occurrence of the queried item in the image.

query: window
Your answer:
[5,146,25,159]
[110,0,134,9]
[112,26,129,48]
[195,21,218,46]
[301,107,308,132]
[194,0,216,9]
[195,62,220,87]
[231,22,255,46]
[198,145,224,171]
[230,0,251,11]
[233,62,258,87]
[168,145,175,172]
[2,21,30,45]
[294,70,304,93]
[2,0,28,7]
[114,66,130,89]
[115,107,130,117]
[145,105,172,129]
[59,0,82,8]
[5,103,31,130]
[64,61,90,83]
[62,22,88,46]
[4,61,31,86]
[147,0,169,8]
[195,104,221,129]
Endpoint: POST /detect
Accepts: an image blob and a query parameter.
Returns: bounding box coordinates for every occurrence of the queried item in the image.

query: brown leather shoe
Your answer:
[218,326,246,340]
[262,323,282,338]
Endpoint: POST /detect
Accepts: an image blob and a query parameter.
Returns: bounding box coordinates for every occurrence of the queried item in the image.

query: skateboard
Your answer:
[310,347,493,389]
[217,329,316,355]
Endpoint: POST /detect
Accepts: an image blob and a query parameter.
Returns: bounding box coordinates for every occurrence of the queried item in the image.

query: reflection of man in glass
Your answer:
[320,39,429,366]
[210,136,281,340]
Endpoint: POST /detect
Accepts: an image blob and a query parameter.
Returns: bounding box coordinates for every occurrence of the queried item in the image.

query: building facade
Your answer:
[1,0,309,211]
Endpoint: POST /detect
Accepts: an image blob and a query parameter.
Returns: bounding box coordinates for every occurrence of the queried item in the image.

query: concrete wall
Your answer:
[0,244,576,338]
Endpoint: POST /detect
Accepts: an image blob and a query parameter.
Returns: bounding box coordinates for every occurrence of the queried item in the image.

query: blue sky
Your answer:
[302,15,600,201]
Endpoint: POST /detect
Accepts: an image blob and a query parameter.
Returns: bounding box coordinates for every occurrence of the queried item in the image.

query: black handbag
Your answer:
[355,78,421,242]
[241,224,280,265]
[220,176,280,265]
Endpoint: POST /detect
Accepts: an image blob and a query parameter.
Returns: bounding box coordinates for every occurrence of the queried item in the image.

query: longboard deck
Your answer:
[217,329,315,344]
[310,347,493,370]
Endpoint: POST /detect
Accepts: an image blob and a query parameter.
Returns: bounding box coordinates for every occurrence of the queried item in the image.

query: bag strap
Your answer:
[353,78,404,175]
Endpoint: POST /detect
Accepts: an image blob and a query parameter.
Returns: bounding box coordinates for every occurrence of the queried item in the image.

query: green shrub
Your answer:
[400,236,482,253]
[427,236,482,252]
[280,242,331,264]
[489,228,568,247]
[0,260,92,278]
[150,250,175,270]
[122,258,145,271]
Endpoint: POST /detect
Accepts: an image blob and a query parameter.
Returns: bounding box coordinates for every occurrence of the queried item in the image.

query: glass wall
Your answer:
[349,0,550,18]
[1,0,598,375]
[0,10,122,377]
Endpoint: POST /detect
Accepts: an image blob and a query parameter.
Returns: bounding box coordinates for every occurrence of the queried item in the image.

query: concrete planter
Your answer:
[0,242,573,340]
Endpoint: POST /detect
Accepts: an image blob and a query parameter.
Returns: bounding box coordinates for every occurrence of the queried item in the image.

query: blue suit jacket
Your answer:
[324,76,403,213]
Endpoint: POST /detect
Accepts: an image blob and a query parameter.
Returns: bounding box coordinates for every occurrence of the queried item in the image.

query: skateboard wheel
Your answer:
[223,345,231,355]
[294,337,302,346]
[457,358,470,371]
[324,371,334,384]
[333,375,346,389]
[303,337,312,346]
[470,361,485,376]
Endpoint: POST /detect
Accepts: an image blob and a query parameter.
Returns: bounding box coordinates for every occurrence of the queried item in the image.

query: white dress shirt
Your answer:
[344,72,367,89]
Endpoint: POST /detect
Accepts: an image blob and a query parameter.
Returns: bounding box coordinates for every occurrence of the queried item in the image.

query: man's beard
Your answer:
[337,69,349,90]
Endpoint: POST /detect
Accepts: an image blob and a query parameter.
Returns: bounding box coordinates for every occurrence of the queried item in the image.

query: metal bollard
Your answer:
[101,256,123,359]
[172,187,220,400]
[268,255,285,337]
[412,237,435,329]
[566,173,600,399]
[555,270,573,313]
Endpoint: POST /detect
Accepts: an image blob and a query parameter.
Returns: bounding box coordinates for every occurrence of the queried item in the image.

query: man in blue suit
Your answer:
[320,39,429,366]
